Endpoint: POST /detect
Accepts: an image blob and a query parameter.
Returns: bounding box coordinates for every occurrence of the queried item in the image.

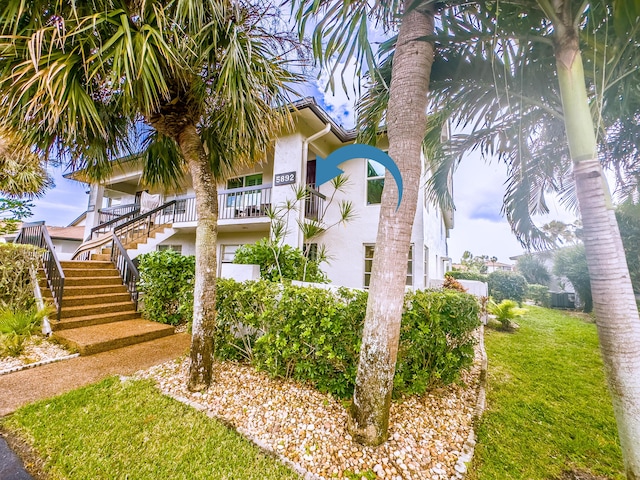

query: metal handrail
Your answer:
[112,200,177,235]
[90,207,141,239]
[111,234,140,308]
[14,221,65,321]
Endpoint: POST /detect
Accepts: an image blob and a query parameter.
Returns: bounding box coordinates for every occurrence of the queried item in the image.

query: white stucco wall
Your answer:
[311,156,428,289]
[52,239,82,261]
[271,133,306,247]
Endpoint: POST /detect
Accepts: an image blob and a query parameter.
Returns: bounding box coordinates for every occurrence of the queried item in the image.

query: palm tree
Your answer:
[292,0,438,445]
[430,2,640,475]
[0,0,300,391]
[355,2,640,474]
[0,128,52,234]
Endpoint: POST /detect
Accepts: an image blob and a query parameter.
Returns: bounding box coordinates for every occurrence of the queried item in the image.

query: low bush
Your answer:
[137,250,195,325]
[443,274,467,292]
[214,280,480,398]
[0,243,42,309]
[527,284,550,307]
[395,290,480,394]
[446,271,489,283]
[488,270,528,304]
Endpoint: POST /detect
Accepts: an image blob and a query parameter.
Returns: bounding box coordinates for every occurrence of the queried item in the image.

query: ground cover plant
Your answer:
[470,306,624,479]
[1,377,299,480]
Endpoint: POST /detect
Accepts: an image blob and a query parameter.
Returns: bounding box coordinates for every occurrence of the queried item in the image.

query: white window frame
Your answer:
[364,244,414,288]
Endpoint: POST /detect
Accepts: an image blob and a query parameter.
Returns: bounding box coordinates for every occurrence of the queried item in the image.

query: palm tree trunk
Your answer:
[554,27,640,480]
[348,3,435,446]
[177,123,219,391]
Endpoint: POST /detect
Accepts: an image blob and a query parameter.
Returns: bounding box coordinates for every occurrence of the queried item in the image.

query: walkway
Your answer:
[0,333,191,417]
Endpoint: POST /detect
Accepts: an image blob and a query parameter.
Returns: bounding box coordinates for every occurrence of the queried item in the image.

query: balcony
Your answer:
[168,184,273,223]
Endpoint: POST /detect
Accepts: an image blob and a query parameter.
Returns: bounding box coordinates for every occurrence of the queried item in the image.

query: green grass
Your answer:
[471,306,625,479]
[1,377,299,480]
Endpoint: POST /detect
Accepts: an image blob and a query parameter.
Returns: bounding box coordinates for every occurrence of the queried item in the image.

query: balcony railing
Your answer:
[305,186,326,221]
[167,184,273,222]
[97,203,139,225]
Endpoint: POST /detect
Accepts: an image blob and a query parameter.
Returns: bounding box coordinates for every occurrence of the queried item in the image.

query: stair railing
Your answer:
[112,200,176,249]
[111,234,140,308]
[14,221,65,321]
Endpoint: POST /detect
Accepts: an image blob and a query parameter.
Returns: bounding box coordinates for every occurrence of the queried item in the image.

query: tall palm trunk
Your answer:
[348,3,435,446]
[553,18,640,479]
[177,123,219,391]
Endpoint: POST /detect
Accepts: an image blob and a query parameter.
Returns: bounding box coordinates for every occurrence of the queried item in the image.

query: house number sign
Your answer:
[274,171,296,186]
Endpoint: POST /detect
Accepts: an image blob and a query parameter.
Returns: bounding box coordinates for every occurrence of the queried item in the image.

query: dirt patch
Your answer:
[0,427,50,480]
[556,470,610,480]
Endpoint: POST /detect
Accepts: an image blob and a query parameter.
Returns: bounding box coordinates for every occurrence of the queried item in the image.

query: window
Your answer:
[157,244,182,254]
[366,160,385,205]
[303,243,318,262]
[226,173,263,208]
[364,244,413,288]
[221,244,241,263]
[219,244,242,275]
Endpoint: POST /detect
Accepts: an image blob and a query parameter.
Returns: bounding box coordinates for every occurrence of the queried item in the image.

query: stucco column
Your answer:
[271,133,305,248]
[83,183,105,240]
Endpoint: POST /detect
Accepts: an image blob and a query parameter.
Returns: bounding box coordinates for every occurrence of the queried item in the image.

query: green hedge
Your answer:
[488,270,528,304]
[137,250,195,325]
[446,270,489,283]
[138,251,480,398]
[215,280,480,398]
[0,243,42,309]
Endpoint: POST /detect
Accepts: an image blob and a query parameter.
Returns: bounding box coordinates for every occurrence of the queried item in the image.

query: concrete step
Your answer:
[51,311,141,331]
[62,292,132,308]
[60,301,135,319]
[63,276,124,287]
[59,260,113,270]
[44,284,129,297]
[52,320,174,355]
[62,268,120,278]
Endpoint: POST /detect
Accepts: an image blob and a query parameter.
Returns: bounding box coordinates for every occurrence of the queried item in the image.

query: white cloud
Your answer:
[315,60,360,129]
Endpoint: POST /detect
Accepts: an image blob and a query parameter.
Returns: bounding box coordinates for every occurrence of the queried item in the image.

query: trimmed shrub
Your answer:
[488,270,528,304]
[527,284,550,307]
[395,290,480,394]
[214,280,480,398]
[251,285,366,398]
[137,250,195,325]
[0,243,42,309]
[446,271,488,283]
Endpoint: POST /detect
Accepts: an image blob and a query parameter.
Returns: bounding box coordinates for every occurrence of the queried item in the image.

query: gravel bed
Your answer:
[139,333,483,480]
[0,336,73,374]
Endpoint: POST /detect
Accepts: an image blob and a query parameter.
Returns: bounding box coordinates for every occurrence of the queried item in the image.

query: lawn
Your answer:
[1,376,299,480]
[470,306,625,480]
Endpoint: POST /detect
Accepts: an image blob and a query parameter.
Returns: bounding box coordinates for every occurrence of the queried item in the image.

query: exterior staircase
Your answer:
[41,260,175,356]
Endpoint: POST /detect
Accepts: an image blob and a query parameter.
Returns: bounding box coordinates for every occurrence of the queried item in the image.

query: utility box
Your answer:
[551,292,575,309]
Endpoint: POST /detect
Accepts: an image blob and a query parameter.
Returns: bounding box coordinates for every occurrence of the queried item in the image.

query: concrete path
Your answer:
[0,333,191,417]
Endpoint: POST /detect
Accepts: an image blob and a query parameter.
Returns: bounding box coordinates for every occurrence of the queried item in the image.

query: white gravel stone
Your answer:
[137,330,484,480]
[0,336,72,374]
